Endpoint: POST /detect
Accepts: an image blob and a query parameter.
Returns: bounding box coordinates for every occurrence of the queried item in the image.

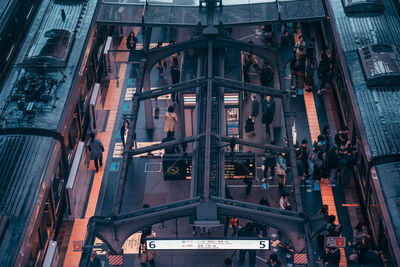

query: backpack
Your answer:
[245,117,254,133]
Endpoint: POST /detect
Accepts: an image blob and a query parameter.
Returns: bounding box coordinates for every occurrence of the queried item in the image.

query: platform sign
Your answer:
[146,239,269,250]
[325,237,346,248]
[72,240,83,251]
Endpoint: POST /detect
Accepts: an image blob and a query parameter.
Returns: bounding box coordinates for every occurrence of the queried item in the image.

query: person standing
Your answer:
[88,132,104,173]
[162,131,179,154]
[260,61,274,88]
[262,96,275,142]
[169,40,181,102]
[164,106,178,137]
[238,223,257,267]
[279,191,291,210]
[327,145,338,187]
[120,119,129,148]
[89,251,102,267]
[263,151,276,181]
[127,31,138,51]
[250,94,259,135]
[267,253,282,266]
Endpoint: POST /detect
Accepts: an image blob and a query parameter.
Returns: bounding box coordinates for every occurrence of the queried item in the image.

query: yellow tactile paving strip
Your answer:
[63,34,132,266]
[303,90,347,266]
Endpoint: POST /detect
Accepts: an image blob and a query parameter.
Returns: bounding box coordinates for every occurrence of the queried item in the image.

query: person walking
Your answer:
[262,96,275,142]
[88,132,104,173]
[164,105,178,137]
[155,42,167,78]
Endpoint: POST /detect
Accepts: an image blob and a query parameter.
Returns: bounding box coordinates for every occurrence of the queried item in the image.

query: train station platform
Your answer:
[60,23,366,267]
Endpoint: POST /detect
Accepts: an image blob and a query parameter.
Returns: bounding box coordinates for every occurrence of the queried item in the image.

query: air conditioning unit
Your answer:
[342,0,383,13]
[357,44,400,87]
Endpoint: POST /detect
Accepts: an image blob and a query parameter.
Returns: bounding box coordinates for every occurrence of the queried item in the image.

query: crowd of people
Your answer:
[292,125,358,188]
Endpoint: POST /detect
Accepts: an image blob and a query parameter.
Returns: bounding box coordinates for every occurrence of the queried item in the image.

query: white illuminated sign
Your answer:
[146,239,269,250]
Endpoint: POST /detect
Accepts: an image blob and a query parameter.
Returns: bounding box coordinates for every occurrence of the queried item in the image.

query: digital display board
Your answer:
[162,153,255,180]
[146,239,269,250]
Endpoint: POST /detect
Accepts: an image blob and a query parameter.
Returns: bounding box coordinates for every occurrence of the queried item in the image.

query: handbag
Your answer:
[245,117,254,133]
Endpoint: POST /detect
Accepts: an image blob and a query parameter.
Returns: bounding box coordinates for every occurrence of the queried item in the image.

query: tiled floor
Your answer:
[63,36,130,266]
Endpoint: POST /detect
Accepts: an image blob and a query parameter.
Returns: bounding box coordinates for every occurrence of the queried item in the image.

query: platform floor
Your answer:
[60,24,365,267]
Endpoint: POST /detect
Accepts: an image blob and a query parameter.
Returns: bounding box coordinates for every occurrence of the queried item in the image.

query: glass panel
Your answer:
[222,0,275,5]
[219,3,279,24]
[144,6,204,25]
[147,0,199,5]
[279,0,325,20]
[97,4,144,24]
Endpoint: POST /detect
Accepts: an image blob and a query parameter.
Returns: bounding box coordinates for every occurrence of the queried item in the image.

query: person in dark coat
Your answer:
[323,247,341,267]
[127,31,138,51]
[120,119,129,148]
[263,151,276,181]
[262,96,275,139]
[238,223,257,266]
[88,132,104,172]
[267,253,282,266]
[250,94,260,118]
[327,145,338,186]
[260,61,274,88]
[89,251,102,267]
[300,139,310,177]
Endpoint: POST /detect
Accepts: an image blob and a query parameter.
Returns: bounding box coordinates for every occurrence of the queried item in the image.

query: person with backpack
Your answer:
[88,132,104,173]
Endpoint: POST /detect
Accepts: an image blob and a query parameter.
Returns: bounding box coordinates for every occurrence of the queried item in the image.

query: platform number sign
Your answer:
[72,240,83,251]
[146,239,270,250]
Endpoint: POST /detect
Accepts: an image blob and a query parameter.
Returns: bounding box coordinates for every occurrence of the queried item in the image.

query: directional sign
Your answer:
[146,239,270,250]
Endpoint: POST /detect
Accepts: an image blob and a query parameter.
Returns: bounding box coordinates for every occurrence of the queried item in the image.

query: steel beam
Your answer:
[90,197,306,254]
[214,134,290,153]
[126,134,204,156]
[213,77,286,98]
[203,39,213,198]
[136,77,207,100]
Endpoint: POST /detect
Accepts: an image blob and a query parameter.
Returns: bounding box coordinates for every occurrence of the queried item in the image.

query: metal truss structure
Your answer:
[79,2,328,263]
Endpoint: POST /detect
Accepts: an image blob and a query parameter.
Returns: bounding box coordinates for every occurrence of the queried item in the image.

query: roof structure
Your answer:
[375,163,400,251]
[328,0,400,159]
[97,0,326,26]
[0,135,55,265]
[0,0,98,130]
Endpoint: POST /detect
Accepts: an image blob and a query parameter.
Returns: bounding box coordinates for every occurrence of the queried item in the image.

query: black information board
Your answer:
[162,153,255,180]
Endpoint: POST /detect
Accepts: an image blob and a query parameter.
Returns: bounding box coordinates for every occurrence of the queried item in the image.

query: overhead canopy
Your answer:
[97,0,326,26]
